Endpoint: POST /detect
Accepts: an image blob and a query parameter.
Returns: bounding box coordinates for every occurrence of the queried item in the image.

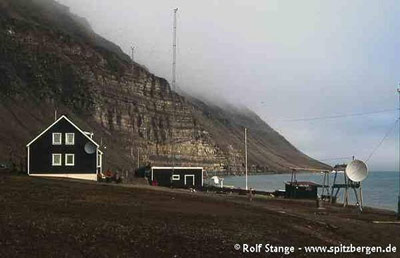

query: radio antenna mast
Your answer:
[131,46,135,62]
[171,8,178,171]
[172,8,178,93]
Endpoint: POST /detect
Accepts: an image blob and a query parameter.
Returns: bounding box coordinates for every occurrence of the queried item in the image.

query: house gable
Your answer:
[27,116,101,176]
[26,115,99,147]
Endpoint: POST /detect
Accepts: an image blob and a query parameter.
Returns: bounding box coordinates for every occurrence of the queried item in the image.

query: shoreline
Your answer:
[222,172,399,212]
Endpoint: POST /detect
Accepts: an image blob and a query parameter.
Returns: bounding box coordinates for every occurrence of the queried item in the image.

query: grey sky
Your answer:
[56,0,400,171]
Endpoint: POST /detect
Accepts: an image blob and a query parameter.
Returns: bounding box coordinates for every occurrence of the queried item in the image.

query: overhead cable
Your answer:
[365,119,399,163]
[278,108,398,122]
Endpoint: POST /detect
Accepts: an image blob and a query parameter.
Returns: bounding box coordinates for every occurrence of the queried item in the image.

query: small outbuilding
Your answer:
[285,181,321,199]
[26,115,103,181]
[150,167,204,188]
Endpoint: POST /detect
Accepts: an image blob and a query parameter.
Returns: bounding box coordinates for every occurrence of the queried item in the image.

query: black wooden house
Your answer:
[151,167,204,188]
[26,115,103,181]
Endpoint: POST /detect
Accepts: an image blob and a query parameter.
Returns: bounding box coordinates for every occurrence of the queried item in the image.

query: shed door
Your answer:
[184,174,195,186]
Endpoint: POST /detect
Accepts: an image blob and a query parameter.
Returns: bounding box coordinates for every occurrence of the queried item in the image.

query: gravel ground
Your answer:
[0,174,399,257]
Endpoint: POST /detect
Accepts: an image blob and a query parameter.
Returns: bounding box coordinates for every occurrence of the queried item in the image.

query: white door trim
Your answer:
[184,174,195,186]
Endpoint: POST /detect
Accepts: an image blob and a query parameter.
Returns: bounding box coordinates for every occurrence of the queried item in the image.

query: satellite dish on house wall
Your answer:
[84,142,96,154]
[345,160,368,182]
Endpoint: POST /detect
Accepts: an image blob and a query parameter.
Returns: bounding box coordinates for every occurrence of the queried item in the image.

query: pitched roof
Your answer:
[151,167,204,170]
[26,115,99,147]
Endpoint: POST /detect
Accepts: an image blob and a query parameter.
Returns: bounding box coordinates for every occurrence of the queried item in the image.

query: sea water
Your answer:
[223,171,400,211]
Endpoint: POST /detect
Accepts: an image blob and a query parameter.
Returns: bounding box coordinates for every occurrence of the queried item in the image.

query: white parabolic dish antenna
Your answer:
[211,176,219,185]
[84,142,96,154]
[345,159,368,182]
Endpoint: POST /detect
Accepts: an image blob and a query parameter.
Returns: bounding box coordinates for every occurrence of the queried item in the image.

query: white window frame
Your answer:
[65,154,75,166]
[52,153,62,166]
[52,133,62,145]
[65,133,75,145]
[172,174,180,181]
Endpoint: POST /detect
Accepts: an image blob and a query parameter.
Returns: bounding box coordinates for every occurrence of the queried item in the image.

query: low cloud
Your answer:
[56,0,400,170]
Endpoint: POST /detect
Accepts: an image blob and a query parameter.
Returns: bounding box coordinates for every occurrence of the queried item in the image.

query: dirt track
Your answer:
[0,174,399,257]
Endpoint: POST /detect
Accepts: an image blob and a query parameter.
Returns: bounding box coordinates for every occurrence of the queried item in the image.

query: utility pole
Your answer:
[137,147,140,168]
[397,86,400,219]
[245,127,248,191]
[130,146,137,168]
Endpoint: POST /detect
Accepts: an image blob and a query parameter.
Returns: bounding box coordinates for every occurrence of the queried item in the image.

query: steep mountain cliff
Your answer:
[0,0,330,175]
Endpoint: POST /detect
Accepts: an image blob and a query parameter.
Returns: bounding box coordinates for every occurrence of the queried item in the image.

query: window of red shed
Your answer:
[52,133,62,145]
[65,133,75,145]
